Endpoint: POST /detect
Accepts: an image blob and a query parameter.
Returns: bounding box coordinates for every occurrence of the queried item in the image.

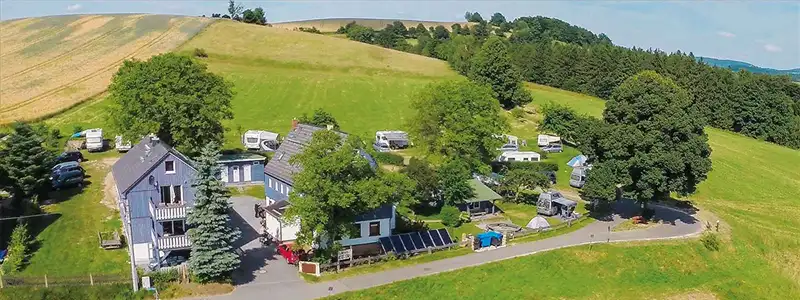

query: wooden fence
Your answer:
[0,273,129,288]
[507,215,589,240]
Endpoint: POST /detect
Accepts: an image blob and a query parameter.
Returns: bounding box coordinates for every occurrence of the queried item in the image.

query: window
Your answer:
[508,157,516,161]
[160,185,182,205]
[268,178,272,188]
[369,221,381,237]
[253,161,260,165]
[161,220,185,236]
[246,137,258,144]
[352,223,362,239]
[522,158,529,161]
[165,161,175,174]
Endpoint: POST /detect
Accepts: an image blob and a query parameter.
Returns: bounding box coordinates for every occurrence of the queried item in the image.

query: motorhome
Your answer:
[85,128,103,152]
[374,131,410,152]
[569,166,591,188]
[242,130,280,151]
[497,151,541,162]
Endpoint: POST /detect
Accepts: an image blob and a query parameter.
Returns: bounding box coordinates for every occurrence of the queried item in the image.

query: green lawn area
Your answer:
[20,150,128,276]
[228,185,265,199]
[330,84,800,300]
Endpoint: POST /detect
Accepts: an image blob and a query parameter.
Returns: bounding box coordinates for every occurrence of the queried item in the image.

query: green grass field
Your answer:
[331,82,800,300]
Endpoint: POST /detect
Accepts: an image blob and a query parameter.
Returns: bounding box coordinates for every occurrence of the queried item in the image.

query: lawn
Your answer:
[19,150,128,276]
[330,84,800,300]
[228,185,265,199]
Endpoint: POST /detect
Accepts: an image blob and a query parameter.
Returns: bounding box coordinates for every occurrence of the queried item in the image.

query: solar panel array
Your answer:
[379,229,455,254]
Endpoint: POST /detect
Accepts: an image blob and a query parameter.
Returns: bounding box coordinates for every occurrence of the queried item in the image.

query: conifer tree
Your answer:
[187,142,241,282]
[0,122,54,214]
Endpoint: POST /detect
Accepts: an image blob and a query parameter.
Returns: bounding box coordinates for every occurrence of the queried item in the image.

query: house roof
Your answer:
[264,200,290,218]
[264,124,348,185]
[466,178,503,203]
[354,203,394,222]
[112,135,195,194]
[219,152,265,163]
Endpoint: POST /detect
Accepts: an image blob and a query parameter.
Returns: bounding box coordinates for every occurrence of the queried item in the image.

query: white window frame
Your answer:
[269,178,272,188]
[165,161,176,174]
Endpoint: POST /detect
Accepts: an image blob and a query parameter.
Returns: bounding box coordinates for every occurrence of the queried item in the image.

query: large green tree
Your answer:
[600,71,712,205]
[402,158,439,205]
[489,12,507,26]
[299,108,339,130]
[108,53,233,157]
[468,36,533,108]
[409,80,508,173]
[0,122,54,214]
[437,159,474,206]
[242,7,266,25]
[187,142,241,283]
[284,131,414,251]
[499,168,549,203]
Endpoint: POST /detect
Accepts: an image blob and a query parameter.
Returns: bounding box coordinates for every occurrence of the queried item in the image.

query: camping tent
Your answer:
[567,155,588,168]
[526,216,551,230]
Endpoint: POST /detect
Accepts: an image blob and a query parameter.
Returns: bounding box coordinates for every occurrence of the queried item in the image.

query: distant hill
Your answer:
[698,57,800,81]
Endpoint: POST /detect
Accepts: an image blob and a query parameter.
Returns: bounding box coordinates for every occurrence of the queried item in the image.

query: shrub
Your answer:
[2,222,31,274]
[701,232,720,251]
[511,107,526,119]
[72,125,83,134]
[440,205,462,227]
[193,48,208,58]
[374,152,405,166]
[147,268,181,290]
[298,26,322,34]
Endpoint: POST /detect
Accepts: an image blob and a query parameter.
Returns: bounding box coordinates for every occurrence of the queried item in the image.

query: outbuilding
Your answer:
[218,153,266,185]
[458,179,503,217]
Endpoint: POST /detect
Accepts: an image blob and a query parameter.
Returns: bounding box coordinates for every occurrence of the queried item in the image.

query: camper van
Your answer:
[497,151,541,162]
[569,167,590,188]
[374,131,410,152]
[537,134,561,147]
[242,130,280,151]
[85,128,103,152]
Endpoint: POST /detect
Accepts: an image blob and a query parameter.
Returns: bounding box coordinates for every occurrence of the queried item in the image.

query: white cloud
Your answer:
[717,31,735,38]
[763,44,783,52]
[66,4,81,12]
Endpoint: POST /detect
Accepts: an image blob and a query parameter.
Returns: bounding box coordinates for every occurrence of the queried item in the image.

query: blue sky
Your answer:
[1,1,798,69]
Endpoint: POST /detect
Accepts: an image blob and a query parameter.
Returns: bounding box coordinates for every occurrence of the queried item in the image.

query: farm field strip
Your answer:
[0,16,100,57]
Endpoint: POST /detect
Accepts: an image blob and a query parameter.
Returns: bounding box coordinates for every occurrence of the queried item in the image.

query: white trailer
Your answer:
[497,151,541,162]
[115,136,132,152]
[537,134,561,147]
[374,131,410,152]
[242,130,280,151]
[85,128,103,152]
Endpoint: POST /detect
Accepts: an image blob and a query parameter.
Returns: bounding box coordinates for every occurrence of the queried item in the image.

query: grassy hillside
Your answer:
[332,86,800,299]
[0,14,212,123]
[272,18,467,32]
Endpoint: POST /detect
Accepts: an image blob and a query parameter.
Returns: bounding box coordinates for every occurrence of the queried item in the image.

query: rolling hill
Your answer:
[0,14,212,123]
[698,57,800,81]
[26,15,800,298]
[272,18,467,32]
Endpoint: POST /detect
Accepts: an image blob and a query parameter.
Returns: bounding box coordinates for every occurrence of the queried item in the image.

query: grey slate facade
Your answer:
[112,135,196,270]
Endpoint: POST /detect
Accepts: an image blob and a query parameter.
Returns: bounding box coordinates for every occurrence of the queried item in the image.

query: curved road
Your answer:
[209,199,703,300]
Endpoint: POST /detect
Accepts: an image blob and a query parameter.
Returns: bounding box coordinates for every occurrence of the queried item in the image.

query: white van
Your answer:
[497,151,541,162]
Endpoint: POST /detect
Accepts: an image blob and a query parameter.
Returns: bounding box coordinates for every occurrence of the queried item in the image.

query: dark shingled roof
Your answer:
[354,203,394,222]
[264,124,347,185]
[112,135,194,194]
[219,152,265,163]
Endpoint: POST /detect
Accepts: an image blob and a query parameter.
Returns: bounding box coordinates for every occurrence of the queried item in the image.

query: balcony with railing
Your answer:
[151,203,189,221]
[158,235,191,250]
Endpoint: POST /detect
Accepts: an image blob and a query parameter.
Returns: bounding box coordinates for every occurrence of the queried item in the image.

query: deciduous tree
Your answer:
[408,80,508,172]
[489,12,507,26]
[1,222,31,274]
[437,159,474,206]
[299,108,339,130]
[187,142,241,283]
[402,158,439,205]
[468,36,533,108]
[227,0,244,21]
[107,53,233,157]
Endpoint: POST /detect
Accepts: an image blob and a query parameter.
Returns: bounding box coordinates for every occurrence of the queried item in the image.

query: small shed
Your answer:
[218,153,266,185]
[458,179,503,216]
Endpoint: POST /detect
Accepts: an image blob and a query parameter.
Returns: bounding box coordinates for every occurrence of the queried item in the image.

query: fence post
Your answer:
[45,274,48,288]
[90,274,94,286]
[0,271,4,289]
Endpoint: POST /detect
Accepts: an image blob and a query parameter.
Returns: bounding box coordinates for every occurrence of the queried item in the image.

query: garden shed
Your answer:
[218,153,266,185]
[458,179,503,217]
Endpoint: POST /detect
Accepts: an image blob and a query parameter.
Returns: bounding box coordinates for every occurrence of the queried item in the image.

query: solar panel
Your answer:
[437,228,453,245]
[410,232,425,249]
[379,237,393,253]
[420,230,434,248]
[390,235,407,253]
[400,234,416,251]
[429,229,444,247]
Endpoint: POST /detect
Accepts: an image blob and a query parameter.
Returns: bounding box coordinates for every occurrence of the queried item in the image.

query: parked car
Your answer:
[51,169,84,190]
[497,143,520,152]
[541,143,563,153]
[52,161,85,177]
[56,150,84,163]
[277,242,300,265]
[373,142,391,153]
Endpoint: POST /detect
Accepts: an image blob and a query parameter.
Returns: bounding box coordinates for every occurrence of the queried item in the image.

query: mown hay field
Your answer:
[0,14,212,123]
[272,18,467,32]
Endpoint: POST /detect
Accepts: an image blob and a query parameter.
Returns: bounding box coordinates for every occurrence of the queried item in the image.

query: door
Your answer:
[243,164,252,182]
[232,166,240,183]
[220,166,228,182]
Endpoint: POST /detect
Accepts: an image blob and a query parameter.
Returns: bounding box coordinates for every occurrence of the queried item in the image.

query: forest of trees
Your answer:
[339,12,800,149]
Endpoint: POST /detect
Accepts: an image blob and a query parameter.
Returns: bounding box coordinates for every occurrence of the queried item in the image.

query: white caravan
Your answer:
[497,151,541,162]
[242,130,280,151]
[115,135,132,152]
[537,134,561,147]
[374,131,410,152]
[85,128,103,152]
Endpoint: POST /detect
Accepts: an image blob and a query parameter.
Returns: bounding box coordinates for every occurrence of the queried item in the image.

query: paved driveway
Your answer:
[228,195,302,286]
[202,198,703,300]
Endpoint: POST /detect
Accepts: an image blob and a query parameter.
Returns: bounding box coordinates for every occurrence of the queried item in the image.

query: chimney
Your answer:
[291,118,298,130]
